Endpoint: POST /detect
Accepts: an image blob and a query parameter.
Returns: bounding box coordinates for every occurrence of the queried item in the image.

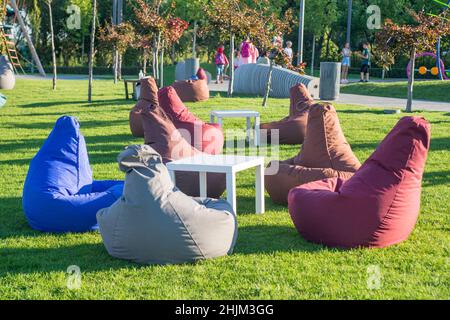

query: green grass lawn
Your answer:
[341,80,450,103]
[0,78,449,299]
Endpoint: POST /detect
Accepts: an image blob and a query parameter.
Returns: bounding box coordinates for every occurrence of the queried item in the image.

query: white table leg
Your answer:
[169,170,176,184]
[199,171,207,198]
[255,164,265,214]
[255,116,260,147]
[217,116,223,128]
[246,116,251,143]
[226,171,237,214]
[210,114,215,123]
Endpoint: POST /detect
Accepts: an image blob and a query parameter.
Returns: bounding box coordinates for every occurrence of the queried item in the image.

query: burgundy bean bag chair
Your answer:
[172,68,209,102]
[129,76,159,137]
[141,104,226,198]
[260,83,314,145]
[129,77,223,154]
[158,86,223,154]
[288,116,430,248]
[265,103,361,205]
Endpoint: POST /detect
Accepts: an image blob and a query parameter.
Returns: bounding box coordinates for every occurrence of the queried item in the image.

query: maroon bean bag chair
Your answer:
[172,68,209,102]
[288,116,430,248]
[158,86,223,154]
[141,104,226,198]
[129,77,159,137]
[265,103,361,205]
[260,83,314,145]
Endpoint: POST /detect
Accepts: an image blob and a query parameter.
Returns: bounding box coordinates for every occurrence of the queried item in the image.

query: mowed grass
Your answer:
[0,78,449,300]
[341,80,450,103]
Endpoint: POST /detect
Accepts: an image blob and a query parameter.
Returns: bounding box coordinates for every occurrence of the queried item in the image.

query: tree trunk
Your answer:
[406,48,416,113]
[143,50,147,75]
[88,0,97,103]
[160,40,165,87]
[193,20,197,58]
[48,1,57,90]
[81,34,85,64]
[227,33,235,97]
[118,53,122,80]
[262,59,274,107]
[113,49,118,84]
[310,34,316,76]
[11,0,46,77]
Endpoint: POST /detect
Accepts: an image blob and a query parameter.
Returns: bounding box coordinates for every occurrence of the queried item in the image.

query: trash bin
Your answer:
[319,62,341,100]
[184,58,199,79]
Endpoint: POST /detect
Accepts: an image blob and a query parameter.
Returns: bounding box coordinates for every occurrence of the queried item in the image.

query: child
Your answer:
[215,45,229,84]
[359,42,371,82]
[341,43,351,84]
[234,49,242,70]
[283,41,293,64]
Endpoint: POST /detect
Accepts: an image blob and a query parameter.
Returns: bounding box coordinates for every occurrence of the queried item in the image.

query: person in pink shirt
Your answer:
[214,45,229,84]
[239,37,258,65]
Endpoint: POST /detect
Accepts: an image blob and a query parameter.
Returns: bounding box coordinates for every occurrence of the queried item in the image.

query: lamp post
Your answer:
[297,0,305,65]
[346,0,352,45]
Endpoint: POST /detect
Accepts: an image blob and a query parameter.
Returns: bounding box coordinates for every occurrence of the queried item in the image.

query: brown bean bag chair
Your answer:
[129,77,159,137]
[172,68,209,102]
[142,104,226,198]
[260,83,314,145]
[265,103,361,205]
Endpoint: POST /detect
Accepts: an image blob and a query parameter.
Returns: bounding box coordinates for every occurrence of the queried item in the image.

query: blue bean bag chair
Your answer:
[22,116,124,232]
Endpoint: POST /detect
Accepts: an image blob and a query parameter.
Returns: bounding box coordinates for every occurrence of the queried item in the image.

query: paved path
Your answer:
[329,94,450,112]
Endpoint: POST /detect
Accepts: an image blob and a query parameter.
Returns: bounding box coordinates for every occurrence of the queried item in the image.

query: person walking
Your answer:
[214,44,229,84]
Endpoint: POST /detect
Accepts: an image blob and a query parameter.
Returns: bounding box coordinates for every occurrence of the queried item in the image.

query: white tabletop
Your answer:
[210,110,260,118]
[166,154,264,173]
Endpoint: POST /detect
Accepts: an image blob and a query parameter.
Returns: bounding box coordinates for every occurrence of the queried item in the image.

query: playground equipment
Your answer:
[407,52,449,80]
[233,63,320,99]
[1,0,45,76]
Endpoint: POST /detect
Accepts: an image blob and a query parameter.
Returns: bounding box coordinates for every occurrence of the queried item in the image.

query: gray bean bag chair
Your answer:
[97,145,238,265]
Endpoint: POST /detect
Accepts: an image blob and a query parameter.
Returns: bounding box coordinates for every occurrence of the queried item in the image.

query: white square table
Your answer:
[166,154,265,214]
[210,110,260,146]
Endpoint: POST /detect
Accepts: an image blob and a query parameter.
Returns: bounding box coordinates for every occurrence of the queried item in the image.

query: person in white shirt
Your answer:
[283,41,293,64]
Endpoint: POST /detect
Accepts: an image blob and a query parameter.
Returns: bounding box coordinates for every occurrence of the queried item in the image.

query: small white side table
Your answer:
[166,154,265,214]
[210,110,260,146]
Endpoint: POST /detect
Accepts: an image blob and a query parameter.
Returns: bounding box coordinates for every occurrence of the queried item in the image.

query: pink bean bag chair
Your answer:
[158,86,223,154]
[142,104,226,198]
[260,84,314,145]
[265,103,361,205]
[288,116,430,248]
[172,68,210,102]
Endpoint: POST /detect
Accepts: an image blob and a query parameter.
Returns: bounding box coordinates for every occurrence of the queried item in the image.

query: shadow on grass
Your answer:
[235,225,324,254]
[5,119,129,130]
[423,170,450,187]
[18,99,133,109]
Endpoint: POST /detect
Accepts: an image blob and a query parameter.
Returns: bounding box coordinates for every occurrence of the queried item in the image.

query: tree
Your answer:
[88,0,97,103]
[46,0,57,90]
[205,0,250,97]
[133,0,187,86]
[375,10,450,112]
